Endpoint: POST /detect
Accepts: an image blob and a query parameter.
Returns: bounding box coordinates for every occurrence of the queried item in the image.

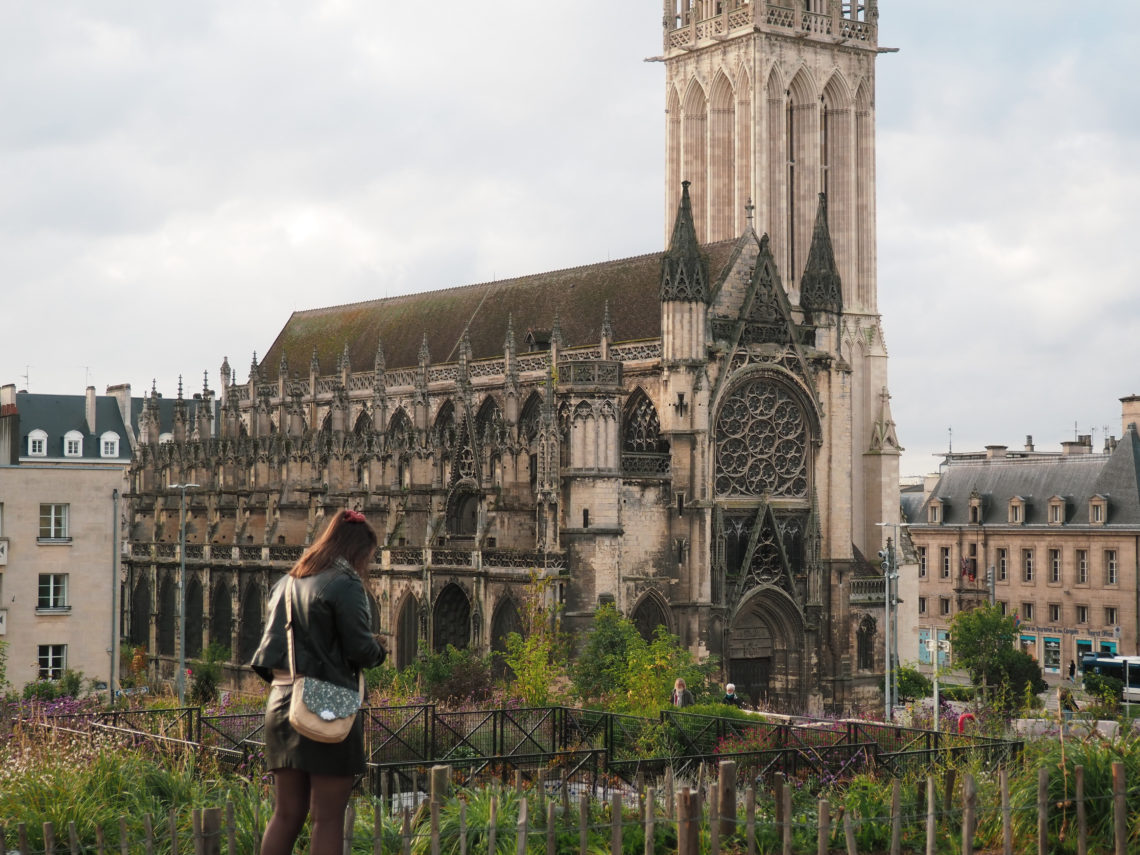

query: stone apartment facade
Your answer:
[122,0,900,712]
[906,398,1140,678]
[0,384,135,691]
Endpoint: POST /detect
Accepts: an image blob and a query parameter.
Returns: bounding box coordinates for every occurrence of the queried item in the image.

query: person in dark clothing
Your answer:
[1068,659,1077,682]
[671,677,694,708]
[721,682,745,708]
[251,509,387,855]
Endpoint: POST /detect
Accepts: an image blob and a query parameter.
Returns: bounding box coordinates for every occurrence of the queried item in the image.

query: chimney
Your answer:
[106,384,135,450]
[986,445,1007,460]
[1121,395,1140,438]
[1061,440,1091,456]
[85,386,97,434]
[0,384,18,464]
[1024,435,1035,452]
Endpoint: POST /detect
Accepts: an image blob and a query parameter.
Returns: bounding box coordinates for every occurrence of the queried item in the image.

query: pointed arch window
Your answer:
[622,389,670,476]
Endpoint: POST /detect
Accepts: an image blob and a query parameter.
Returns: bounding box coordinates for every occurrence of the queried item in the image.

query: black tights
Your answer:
[261,769,355,855]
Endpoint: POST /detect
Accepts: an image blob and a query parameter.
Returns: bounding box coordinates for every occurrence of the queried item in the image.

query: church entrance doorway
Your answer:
[728,588,805,709]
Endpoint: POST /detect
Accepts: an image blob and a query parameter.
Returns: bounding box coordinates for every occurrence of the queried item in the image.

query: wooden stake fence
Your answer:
[1,759,1135,854]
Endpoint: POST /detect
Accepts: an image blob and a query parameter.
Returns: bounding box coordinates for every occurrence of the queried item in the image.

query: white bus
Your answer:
[1080,654,1140,703]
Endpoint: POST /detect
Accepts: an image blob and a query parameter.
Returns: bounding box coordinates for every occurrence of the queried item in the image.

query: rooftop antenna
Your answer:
[21,365,30,391]
[948,426,952,455]
[85,366,91,387]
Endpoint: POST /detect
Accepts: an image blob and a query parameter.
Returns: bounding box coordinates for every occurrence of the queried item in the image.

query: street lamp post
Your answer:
[877,522,907,722]
[170,483,198,706]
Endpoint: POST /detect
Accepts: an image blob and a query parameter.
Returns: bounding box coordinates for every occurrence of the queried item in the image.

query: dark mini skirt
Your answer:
[263,683,367,777]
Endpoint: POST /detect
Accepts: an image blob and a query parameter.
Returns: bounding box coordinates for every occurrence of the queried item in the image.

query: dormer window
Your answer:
[1090,496,1107,526]
[100,431,120,458]
[63,430,84,458]
[1048,497,1065,526]
[968,493,984,524]
[28,429,48,457]
[928,499,943,525]
[1009,497,1026,525]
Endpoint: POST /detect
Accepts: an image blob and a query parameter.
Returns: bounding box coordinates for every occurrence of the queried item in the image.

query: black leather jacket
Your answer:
[250,557,385,690]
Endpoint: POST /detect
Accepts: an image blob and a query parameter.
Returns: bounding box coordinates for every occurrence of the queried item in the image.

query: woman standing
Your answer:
[251,510,386,855]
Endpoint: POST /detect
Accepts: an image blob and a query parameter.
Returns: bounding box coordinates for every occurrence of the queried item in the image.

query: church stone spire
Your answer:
[660,181,709,303]
[799,193,843,317]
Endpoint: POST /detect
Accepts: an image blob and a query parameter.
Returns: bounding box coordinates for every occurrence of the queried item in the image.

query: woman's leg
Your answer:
[261,768,311,855]
[308,774,356,855]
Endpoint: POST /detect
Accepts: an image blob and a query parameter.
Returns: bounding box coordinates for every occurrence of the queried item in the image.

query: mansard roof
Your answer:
[923,431,1140,526]
[16,392,131,460]
[261,243,739,376]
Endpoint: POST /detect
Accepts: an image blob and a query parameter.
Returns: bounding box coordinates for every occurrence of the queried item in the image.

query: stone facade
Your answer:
[122,0,900,712]
[907,399,1140,678]
[0,384,134,692]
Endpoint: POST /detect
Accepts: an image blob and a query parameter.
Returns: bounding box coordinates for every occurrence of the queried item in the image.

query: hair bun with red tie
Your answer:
[343,509,366,523]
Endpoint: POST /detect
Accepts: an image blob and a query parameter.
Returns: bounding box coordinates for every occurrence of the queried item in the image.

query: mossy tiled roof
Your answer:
[262,242,738,376]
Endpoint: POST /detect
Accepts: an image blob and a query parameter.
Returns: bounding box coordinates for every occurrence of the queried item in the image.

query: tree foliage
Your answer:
[950,604,1045,710]
[569,603,714,716]
[501,575,569,706]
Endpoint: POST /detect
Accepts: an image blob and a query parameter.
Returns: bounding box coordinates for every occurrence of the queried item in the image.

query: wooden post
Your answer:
[516,796,529,855]
[1001,768,1012,855]
[579,793,589,855]
[226,801,236,855]
[96,825,107,855]
[719,760,737,839]
[890,779,901,855]
[515,770,524,796]
[1075,765,1086,855]
[537,768,547,821]
[460,800,468,855]
[346,801,358,855]
[119,817,129,855]
[774,773,785,828]
[677,788,699,855]
[746,786,757,855]
[374,803,384,855]
[401,808,412,855]
[192,809,202,855]
[562,774,570,820]
[19,823,30,855]
[925,776,935,855]
[69,820,80,854]
[431,798,441,855]
[169,808,179,855]
[612,791,623,855]
[817,799,829,855]
[143,813,154,855]
[44,821,55,855]
[962,772,976,855]
[1037,766,1049,855]
[431,765,450,805]
[1113,761,1126,855]
[665,768,675,821]
[488,798,498,855]
[202,807,221,855]
[546,801,556,855]
[943,769,956,819]
[843,811,857,855]
[645,787,656,855]
[382,773,391,820]
[709,780,720,855]
[782,779,793,855]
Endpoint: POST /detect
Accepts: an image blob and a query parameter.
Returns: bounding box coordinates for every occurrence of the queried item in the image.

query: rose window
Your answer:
[715,379,809,497]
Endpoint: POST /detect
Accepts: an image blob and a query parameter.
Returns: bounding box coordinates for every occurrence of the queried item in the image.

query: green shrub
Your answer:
[188,643,229,706]
[896,666,932,701]
[417,645,494,705]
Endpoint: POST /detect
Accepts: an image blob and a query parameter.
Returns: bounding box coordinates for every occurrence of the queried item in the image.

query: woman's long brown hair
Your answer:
[291,509,378,578]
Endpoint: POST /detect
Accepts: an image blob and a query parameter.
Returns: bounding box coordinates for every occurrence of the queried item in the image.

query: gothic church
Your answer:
[124,0,899,712]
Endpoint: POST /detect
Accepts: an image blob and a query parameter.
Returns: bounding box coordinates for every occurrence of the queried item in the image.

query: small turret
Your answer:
[799,193,843,318]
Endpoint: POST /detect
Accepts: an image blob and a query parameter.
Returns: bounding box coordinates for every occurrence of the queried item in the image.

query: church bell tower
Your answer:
[662,0,879,316]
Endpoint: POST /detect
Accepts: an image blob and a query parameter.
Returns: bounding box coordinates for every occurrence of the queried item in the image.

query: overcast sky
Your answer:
[3,2,1137,478]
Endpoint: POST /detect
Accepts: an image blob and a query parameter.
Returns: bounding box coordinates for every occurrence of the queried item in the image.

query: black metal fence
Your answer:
[26,703,1021,798]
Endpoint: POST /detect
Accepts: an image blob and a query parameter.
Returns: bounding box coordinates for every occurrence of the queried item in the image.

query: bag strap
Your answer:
[285,574,365,702]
